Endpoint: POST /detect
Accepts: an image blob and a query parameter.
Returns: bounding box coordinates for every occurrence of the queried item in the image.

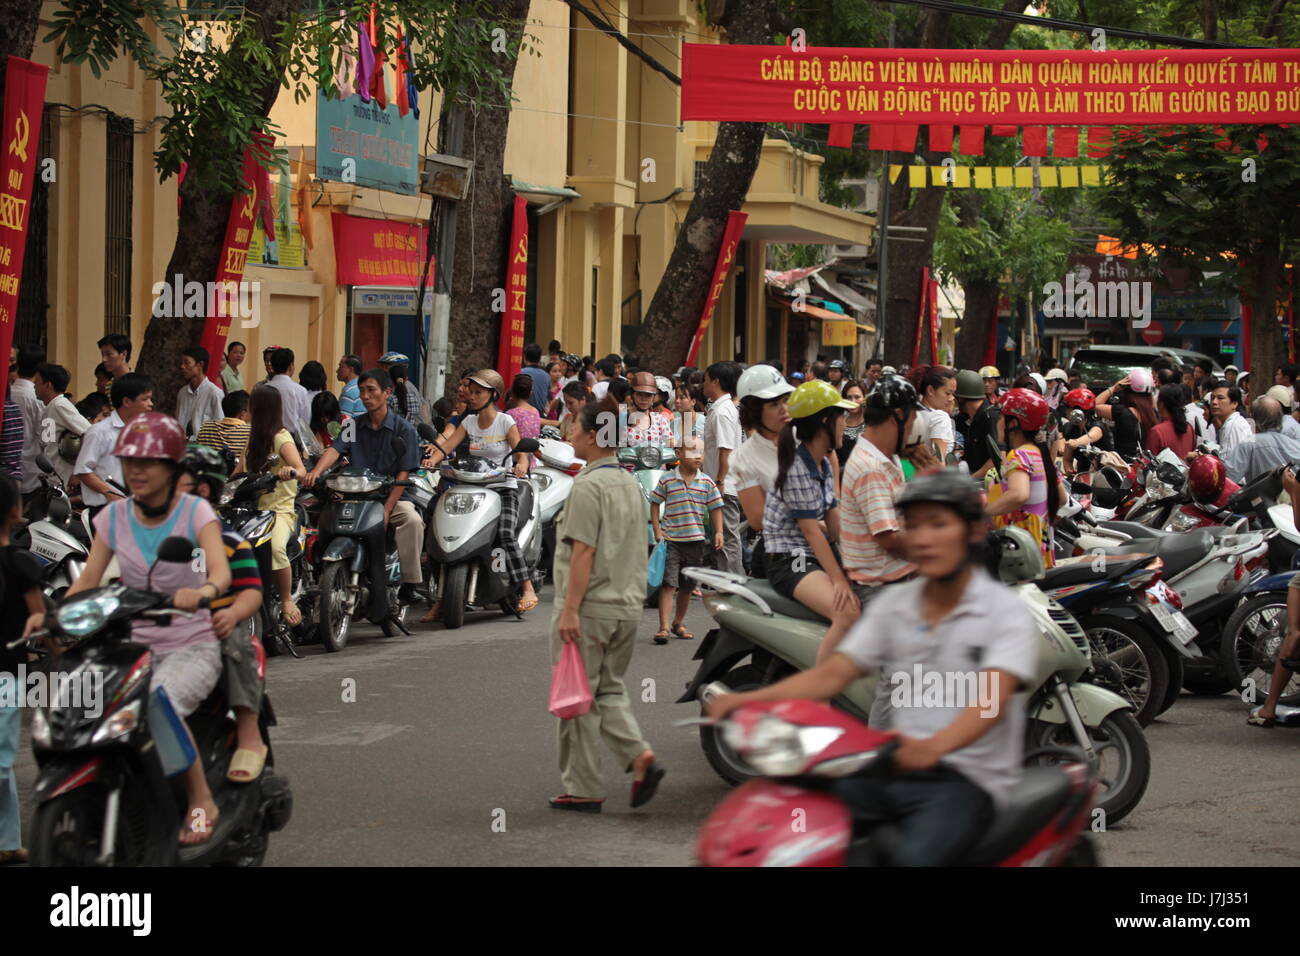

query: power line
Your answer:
[563,0,681,85]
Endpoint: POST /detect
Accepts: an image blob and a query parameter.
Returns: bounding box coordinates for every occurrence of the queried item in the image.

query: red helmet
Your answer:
[1187,454,1226,504]
[1064,387,1096,411]
[113,412,188,462]
[999,387,1050,433]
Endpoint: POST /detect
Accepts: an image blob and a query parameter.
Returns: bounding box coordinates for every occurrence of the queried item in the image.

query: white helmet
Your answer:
[738,364,795,400]
[1029,372,1047,394]
[1128,367,1154,393]
[654,375,673,398]
[1046,368,1068,383]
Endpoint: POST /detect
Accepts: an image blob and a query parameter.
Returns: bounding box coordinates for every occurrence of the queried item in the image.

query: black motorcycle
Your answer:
[14,536,292,866]
[312,442,414,651]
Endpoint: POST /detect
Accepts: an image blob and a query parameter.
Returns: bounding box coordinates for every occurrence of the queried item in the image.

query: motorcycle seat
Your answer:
[1103,529,1214,576]
[1039,554,1152,589]
[963,766,1075,865]
[744,579,829,623]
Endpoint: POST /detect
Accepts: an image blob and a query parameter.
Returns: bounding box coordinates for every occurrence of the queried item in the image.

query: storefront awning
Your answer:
[512,177,581,202]
[812,272,873,316]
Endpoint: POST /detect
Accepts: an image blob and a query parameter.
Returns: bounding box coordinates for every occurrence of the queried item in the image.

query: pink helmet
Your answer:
[113,412,188,462]
[1128,368,1154,393]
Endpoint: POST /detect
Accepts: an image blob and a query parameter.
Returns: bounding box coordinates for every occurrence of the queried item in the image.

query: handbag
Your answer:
[549,640,593,720]
[647,538,667,590]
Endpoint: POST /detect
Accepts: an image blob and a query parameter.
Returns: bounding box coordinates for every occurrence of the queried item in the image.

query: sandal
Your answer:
[630,762,666,808]
[227,745,268,783]
[1247,710,1276,728]
[516,594,539,614]
[281,601,303,627]
[420,602,441,624]
[549,794,604,813]
[671,623,694,640]
[653,629,670,645]
[0,849,28,865]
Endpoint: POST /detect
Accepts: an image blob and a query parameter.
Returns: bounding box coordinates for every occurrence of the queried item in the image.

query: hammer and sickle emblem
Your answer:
[240,190,256,220]
[8,111,30,163]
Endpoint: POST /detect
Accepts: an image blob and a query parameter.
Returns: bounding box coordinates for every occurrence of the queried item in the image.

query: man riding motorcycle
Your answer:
[302,367,425,606]
[707,469,1039,866]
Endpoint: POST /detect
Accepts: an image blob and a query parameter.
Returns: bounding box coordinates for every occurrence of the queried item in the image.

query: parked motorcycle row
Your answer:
[676,440,1300,867]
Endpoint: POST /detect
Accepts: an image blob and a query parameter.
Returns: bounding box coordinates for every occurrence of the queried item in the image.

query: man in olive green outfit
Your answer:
[549,448,665,812]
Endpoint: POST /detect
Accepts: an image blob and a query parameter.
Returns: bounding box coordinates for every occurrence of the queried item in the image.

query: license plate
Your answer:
[1149,597,1197,645]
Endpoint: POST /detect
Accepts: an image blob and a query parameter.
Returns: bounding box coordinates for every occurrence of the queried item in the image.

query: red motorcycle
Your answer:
[695,699,1100,867]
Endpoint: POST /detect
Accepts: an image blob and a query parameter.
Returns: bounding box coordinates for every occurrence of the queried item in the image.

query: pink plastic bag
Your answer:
[549,641,593,719]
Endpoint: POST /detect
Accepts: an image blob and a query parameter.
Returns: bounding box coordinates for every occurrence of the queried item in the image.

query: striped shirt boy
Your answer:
[212,522,263,612]
[649,467,723,541]
[839,437,916,584]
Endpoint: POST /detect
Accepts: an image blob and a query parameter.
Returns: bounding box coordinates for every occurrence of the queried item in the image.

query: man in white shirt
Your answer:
[590,357,618,402]
[10,344,47,506]
[1265,385,1300,441]
[267,347,311,439]
[34,363,90,486]
[74,373,153,521]
[176,346,225,438]
[703,361,744,575]
[1209,382,1255,481]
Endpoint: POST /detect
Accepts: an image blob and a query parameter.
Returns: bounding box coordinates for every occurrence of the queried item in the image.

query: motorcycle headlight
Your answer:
[56,593,120,637]
[444,492,485,515]
[219,475,245,506]
[328,476,383,494]
[636,446,664,469]
[242,514,275,542]
[727,715,845,777]
[31,706,51,747]
[91,699,141,744]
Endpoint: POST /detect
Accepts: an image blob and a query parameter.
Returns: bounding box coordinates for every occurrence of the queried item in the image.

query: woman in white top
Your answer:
[732,365,794,578]
[911,365,957,458]
[422,369,539,614]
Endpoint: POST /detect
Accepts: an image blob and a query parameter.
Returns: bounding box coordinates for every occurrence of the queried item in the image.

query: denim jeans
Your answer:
[0,674,22,851]
[832,766,994,867]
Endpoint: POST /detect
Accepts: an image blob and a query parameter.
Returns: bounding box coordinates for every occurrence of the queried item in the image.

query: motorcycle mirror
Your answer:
[417,423,438,442]
[157,536,196,564]
[34,454,54,475]
[514,438,540,455]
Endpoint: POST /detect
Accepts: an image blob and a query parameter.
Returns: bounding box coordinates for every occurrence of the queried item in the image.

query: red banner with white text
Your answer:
[0,57,49,391]
[497,195,529,401]
[681,45,1300,126]
[198,140,268,383]
[687,210,748,367]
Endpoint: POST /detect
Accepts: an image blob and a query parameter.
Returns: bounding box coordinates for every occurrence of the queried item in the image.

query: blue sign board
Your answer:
[316,91,419,195]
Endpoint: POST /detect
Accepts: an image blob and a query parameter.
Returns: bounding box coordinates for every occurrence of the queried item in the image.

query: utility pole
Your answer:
[419,106,467,402]
[874,5,895,362]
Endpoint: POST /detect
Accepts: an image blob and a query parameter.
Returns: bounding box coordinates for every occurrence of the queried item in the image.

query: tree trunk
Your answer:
[636,0,786,372]
[1247,245,1283,403]
[955,276,999,370]
[0,0,41,103]
[135,0,303,413]
[445,0,534,393]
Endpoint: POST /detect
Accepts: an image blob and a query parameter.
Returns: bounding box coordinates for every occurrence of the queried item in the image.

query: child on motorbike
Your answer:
[64,413,232,845]
[176,445,267,782]
[707,470,1039,866]
[984,387,1060,569]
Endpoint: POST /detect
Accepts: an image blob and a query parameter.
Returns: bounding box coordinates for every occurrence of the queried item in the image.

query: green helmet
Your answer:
[787,379,857,419]
[955,369,985,401]
[180,442,230,489]
[990,525,1045,584]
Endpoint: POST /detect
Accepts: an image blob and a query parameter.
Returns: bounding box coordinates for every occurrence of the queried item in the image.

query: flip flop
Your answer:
[281,602,303,627]
[653,630,670,645]
[420,603,441,624]
[516,594,539,614]
[630,762,665,808]
[549,794,604,813]
[671,623,694,640]
[1247,711,1276,728]
[227,745,268,783]
[179,809,220,846]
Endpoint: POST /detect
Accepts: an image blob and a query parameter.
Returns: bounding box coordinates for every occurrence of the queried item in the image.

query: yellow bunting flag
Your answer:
[893,165,1105,188]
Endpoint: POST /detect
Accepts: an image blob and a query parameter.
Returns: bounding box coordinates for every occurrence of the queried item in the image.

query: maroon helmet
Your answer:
[1187,455,1227,504]
[1064,387,1096,411]
[113,412,188,462]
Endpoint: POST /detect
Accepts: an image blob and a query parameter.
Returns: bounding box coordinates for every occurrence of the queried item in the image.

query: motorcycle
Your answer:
[218,471,311,659]
[677,530,1151,824]
[313,451,416,650]
[16,454,91,601]
[534,437,579,580]
[1219,569,1300,708]
[426,437,543,630]
[617,443,676,608]
[14,536,292,866]
[693,696,1100,867]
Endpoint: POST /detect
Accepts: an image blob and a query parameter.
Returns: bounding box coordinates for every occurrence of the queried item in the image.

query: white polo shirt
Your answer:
[703,393,742,496]
[73,411,127,506]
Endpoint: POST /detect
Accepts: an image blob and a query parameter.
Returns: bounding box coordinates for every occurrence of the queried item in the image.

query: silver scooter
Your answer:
[427,437,543,629]
[16,454,97,600]
[534,438,578,579]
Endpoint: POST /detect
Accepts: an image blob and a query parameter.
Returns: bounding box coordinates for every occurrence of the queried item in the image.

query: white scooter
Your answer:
[426,437,544,629]
[534,438,579,580]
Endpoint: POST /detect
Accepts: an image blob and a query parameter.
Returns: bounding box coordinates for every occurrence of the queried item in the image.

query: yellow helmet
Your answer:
[979,365,1002,379]
[787,379,857,419]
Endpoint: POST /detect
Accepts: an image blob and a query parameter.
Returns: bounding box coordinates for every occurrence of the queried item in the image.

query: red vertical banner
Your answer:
[928,277,940,363]
[912,267,930,367]
[0,57,50,391]
[497,195,528,401]
[198,136,269,383]
[686,210,747,367]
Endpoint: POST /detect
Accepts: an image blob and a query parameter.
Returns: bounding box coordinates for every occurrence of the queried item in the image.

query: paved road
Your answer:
[16,593,1300,865]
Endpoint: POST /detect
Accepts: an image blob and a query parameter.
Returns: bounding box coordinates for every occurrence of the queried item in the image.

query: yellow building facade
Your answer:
[19,0,873,398]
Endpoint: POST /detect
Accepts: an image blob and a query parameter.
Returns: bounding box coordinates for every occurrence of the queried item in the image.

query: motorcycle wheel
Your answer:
[1027,710,1150,826]
[31,783,170,866]
[318,563,353,652]
[381,594,409,636]
[1154,642,1185,716]
[1080,615,1169,727]
[1220,592,1300,704]
[699,664,767,786]
[1181,658,1236,696]
[1060,833,1101,867]
[441,564,468,630]
[254,606,281,658]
